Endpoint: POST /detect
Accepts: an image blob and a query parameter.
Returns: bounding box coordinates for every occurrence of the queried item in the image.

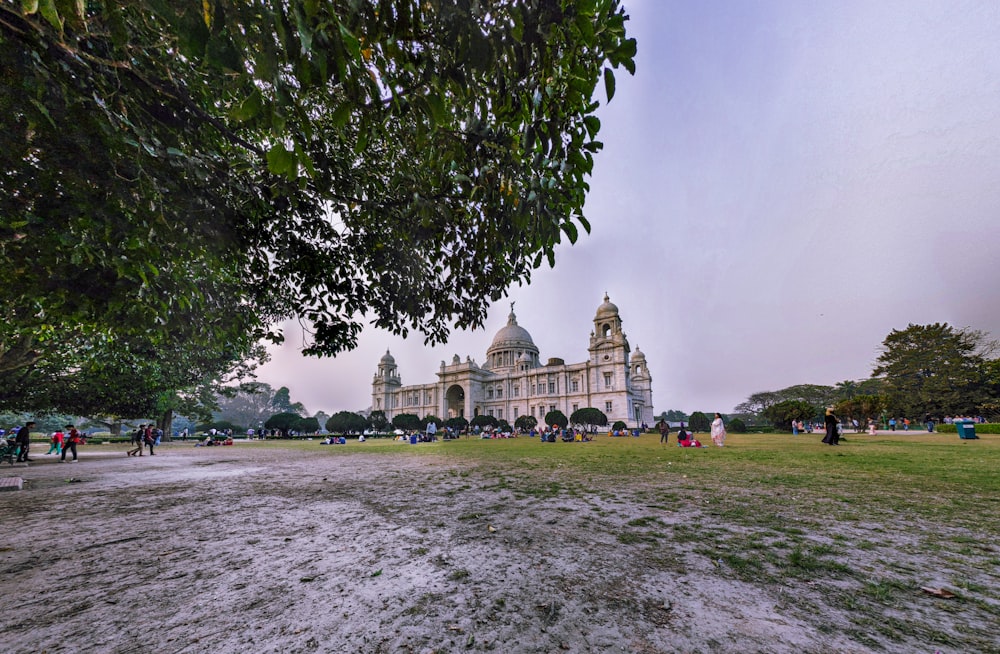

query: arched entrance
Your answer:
[446,384,465,418]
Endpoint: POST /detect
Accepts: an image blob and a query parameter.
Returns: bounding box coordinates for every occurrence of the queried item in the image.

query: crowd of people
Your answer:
[0,421,86,463]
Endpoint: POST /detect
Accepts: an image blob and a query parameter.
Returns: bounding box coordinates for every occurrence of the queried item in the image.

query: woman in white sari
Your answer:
[710,413,727,447]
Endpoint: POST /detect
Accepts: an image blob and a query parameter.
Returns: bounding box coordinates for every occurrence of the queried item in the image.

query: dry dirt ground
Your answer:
[0,442,996,654]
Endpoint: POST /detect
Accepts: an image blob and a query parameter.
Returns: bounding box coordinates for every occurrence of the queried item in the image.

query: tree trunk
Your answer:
[159,408,174,442]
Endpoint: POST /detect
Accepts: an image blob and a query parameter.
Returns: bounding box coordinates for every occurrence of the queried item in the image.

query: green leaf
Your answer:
[230,89,263,123]
[22,0,39,14]
[266,143,296,176]
[38,0,63,33]
[603,67,616,102]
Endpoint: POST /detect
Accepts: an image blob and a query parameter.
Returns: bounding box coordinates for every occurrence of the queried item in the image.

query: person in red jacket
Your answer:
[61,425,83,462]
[46,430,64,455]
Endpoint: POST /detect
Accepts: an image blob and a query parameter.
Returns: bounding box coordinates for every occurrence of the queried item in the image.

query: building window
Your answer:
[487,388,494,399]
[498,409,503,420]
[572,404,578,413]
[548,381,555,394]
[549,405,556,414]
[571,380,579,392]
[531,384,536,395]
[514,407,519,418]
[425,392,432,404]
[513,385,520,398]
[603,373,612,389]
[497,387,503,398]
[605,401,613,413]
[488,409,494,417]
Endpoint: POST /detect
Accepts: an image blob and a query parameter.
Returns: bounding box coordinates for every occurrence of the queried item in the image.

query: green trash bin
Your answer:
[956,420,979,440]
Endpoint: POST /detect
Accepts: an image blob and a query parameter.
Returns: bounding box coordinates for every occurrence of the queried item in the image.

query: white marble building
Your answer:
[371,295,654,427]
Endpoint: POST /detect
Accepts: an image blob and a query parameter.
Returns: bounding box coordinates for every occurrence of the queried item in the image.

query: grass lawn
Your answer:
[273,430,1000,650]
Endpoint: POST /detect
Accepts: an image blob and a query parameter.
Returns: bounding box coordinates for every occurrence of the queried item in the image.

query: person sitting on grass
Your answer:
[676,427,704,448]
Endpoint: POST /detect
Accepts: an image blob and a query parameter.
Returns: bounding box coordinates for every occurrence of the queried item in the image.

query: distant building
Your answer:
[371,295,654,427]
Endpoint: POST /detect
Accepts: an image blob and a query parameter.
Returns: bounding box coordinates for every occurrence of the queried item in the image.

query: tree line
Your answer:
[734,323,1000,429]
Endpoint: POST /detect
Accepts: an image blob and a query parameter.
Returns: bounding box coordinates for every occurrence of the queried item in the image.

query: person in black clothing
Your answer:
[821,409,840,445]
[15,421,35,462]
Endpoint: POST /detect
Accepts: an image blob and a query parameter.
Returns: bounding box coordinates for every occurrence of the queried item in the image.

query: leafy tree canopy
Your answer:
[513,415,537,431]
[325,410,368,433]
[368,410,389,432]
[873,323,995,418]
[470,414,498,429]
[545,410,568,429]
[445,416,468,431]
[687,411,710,433]
[391,413,421,431]
[2,0,636,378]
[570,407,607,429]
[264,412,303,431]
[761,400,818,430]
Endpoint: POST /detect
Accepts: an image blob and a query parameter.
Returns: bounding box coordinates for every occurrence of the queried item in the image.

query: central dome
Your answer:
[485,309,539,371]
[490,312,536,349]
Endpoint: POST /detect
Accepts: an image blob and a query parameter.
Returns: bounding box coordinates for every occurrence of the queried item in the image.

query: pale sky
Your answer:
[257,0,1000,417]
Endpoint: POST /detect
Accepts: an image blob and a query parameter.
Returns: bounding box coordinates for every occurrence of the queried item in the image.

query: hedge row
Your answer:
[935,423,1000,434]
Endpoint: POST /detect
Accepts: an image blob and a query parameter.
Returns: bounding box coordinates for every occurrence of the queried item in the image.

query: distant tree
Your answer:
[215,382,279,431]
[727,418,747,433]
[688,411,711,432]
[514,415,537,432]
[272,387,306,416]
[298,416,320,434]
[657,409,688,422]
[762,400,818,430]
[497,419,512,433]
[734,391,781,417]
[264,412,303,435]
[391,413,421,432]
[834,395,885,426]
[611,420,627,431]
[445,417,469,432]
[570,407,608,431]
[325,411,367,433]
[544,410,568,429]
[873,323,994,418]
[369,410,389,433]
[471,414,498,429]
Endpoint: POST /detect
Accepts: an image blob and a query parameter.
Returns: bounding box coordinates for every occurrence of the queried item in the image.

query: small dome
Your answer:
[594,293,620,320]
[632,346,646,361]
[380,349,395,365]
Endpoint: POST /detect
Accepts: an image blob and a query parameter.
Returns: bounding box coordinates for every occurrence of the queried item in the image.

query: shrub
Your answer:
[728,418,747,433]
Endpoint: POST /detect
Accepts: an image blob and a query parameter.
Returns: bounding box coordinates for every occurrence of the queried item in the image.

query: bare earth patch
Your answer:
[1,443,997,653]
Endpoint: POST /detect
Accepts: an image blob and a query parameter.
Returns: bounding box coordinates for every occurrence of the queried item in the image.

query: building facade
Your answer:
[371,295,654,427]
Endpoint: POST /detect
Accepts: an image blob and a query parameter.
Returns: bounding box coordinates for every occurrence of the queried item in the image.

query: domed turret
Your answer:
[594,293,620,320]
[380,349,396,365]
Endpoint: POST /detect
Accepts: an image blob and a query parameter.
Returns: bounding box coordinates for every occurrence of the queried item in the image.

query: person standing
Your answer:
[145,424,156,456]
[657,419,669,444]
[822,409,840,445]
[128,425,144,456]
[710,413,727,447]
[925,414,934,433]
[46,429,64,456]
[15,421,35,462]
[61,425,82,462]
